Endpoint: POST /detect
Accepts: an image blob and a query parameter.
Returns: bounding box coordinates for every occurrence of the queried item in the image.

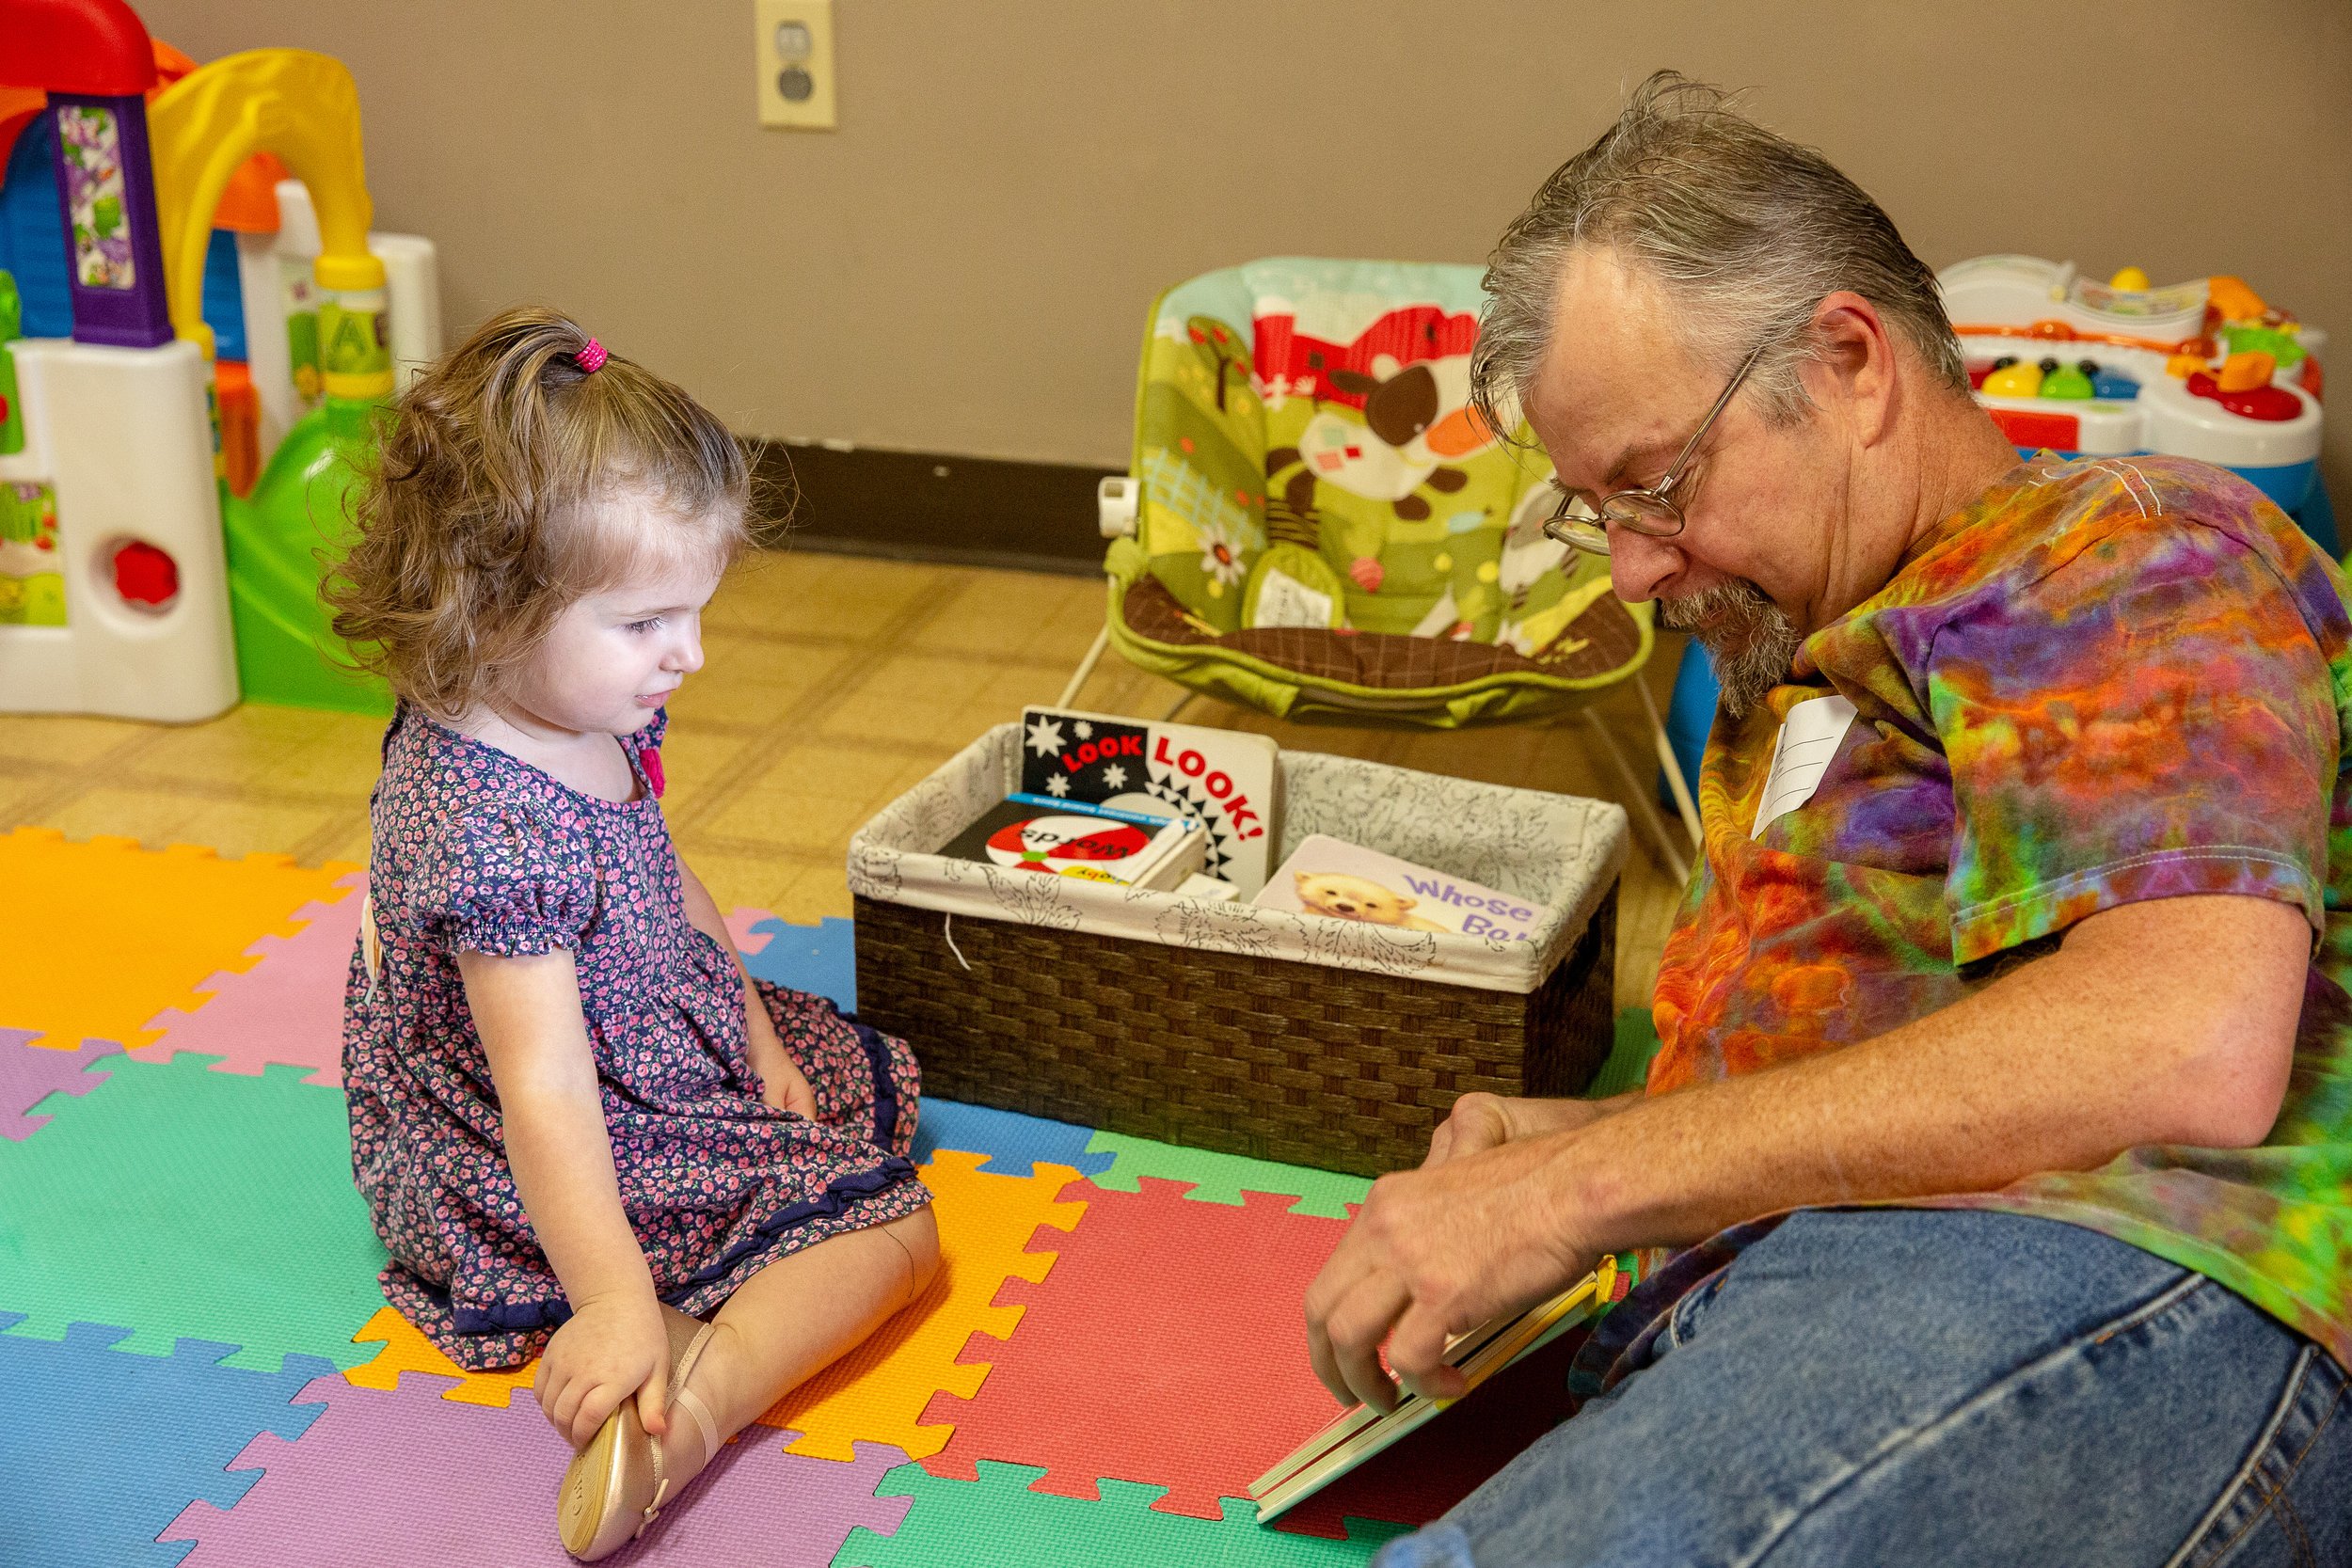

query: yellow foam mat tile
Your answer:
[762,1148,1088,1462]
[338,1148,1088,1459]
[342,1307,538,1407]
[0,829,359,1050]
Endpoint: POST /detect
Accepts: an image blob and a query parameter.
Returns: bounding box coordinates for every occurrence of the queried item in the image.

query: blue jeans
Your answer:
[1373,1211,2350,1567]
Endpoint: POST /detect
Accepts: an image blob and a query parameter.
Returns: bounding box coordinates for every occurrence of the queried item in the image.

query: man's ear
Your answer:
[1804,290,1899,448]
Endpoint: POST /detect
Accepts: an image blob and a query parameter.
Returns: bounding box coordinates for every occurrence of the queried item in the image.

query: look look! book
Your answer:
[1018,706,1281,895]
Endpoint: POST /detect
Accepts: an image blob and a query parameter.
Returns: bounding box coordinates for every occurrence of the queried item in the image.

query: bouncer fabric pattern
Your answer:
[1104,257,1653,726]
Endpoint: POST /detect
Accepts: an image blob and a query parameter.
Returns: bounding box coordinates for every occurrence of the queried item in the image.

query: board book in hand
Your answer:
[1254,834,1546,943]
[1018,706,1281,895]
[1247,1253,1638,1524]
[936,795,1208,891]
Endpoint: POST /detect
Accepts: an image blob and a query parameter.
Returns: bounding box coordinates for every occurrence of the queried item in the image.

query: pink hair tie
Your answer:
[574,338,608,374]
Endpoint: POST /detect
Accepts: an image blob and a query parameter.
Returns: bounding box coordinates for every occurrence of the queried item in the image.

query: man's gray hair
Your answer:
[1470,72,1968,435]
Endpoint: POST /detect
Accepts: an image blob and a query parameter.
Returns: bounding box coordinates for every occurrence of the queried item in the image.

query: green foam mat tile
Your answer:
[835,1461,1409,1567]
[1079,1132,1371,1219]
[0,1052,389,1371]
[1585,1009,1662,1101]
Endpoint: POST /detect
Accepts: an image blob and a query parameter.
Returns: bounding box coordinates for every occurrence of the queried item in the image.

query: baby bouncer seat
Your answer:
[1064,257,1700,876]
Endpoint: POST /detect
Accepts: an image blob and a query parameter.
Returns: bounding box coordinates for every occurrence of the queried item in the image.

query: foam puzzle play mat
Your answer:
[0,824,1654,1565]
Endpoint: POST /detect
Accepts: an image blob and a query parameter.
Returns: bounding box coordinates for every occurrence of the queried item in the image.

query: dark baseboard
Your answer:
[745,438,1118,577]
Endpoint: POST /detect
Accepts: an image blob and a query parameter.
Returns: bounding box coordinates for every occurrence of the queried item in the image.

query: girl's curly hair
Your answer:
[326,306,750,720]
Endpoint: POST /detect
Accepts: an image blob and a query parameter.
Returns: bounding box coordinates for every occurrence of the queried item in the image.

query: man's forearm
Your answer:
[1535,894,2306,1255]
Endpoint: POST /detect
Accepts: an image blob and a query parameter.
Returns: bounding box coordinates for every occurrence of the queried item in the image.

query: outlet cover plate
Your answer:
[755,0,835,130]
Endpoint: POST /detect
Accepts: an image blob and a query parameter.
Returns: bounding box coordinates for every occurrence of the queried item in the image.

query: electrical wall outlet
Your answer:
[755,0,835,130]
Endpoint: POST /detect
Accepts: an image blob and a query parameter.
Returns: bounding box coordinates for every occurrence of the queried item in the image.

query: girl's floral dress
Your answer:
[343,705,929,1369]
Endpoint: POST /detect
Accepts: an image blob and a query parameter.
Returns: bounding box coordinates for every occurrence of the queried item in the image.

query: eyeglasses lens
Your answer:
[1598,490,1682,535]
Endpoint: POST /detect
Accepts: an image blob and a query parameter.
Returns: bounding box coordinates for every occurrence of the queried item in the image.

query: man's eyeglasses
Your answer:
[1540,343,1767,557]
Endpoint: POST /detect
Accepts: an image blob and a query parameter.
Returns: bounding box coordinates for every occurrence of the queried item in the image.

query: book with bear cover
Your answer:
[1018,706,1281,895]
[1248,1253,1638,1522]
[1253,834,1546,943]
[937,796,1207,890]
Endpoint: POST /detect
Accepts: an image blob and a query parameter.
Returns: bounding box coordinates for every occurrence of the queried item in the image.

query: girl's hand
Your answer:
[746,996,818,1117]
[534,1289,674,1450]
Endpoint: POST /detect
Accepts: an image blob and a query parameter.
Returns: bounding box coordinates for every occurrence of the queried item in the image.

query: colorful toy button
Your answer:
[2186,352,2301,421]
[2090,367,2140,400]
[2222,321,2306,370]
[1979,356,2042,398]
[2041,360,2096,400]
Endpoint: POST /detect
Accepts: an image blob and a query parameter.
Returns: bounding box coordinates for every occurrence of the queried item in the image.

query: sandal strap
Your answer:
[671,1385,723,1472]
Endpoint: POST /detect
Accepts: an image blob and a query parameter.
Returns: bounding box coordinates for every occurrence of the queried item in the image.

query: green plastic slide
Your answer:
[217,396,392,715]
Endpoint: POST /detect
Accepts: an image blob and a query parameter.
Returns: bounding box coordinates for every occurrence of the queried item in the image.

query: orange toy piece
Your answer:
[2217,351,2277,393]
[215,357,260,495]
[760,1148,1089,1462]
[213,148,288,232]
[2208,275,2268,325]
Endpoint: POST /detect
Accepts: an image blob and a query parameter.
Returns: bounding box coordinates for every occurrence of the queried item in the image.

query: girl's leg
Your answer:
[655,1207,940,1481]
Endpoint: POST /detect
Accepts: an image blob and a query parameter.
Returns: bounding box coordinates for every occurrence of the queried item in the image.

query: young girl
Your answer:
[331,308,938,1560]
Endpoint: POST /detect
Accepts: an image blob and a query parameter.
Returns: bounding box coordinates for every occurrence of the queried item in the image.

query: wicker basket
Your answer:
[852,885,1614,1177]
[845,726,1628,1178]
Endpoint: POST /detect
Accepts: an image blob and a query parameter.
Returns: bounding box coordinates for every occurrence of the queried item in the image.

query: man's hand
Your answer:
[535,1289,672,1450]
[1306,1129,1596,1414]
[1421,1091,1629,1168]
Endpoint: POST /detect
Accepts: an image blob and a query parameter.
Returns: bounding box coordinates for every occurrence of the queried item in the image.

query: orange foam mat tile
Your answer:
[758,1148,1088,1463]
[0,829,358,1051]
[342,1307,538,1408]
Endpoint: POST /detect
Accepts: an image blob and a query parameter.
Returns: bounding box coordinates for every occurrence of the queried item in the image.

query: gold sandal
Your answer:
[557,1306,724,1560]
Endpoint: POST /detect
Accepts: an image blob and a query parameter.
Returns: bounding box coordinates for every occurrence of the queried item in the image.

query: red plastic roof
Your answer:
[0,0,158,95]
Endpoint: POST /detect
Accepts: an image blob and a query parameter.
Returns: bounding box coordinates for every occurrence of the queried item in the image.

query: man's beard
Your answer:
[1658,579,1803,720]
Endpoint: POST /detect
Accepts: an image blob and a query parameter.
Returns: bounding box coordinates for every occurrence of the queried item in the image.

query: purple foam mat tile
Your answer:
[0,1029,119,1141]
[163,1374,914,1565]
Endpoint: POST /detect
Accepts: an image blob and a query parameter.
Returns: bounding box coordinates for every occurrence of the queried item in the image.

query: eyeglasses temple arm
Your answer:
[1656,342,1769,499]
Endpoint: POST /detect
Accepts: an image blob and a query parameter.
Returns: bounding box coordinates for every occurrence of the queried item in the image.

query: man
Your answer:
[1306,73,2352,1565]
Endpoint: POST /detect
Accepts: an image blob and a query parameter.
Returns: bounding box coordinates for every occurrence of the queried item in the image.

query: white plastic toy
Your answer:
[1939,255,2326,523]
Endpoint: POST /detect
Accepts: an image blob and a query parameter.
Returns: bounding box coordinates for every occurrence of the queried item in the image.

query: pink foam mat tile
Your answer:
[0,1028,119,1140]
[135,874,366,1086]
[162,1374,914,1565]
[724,907,775,957]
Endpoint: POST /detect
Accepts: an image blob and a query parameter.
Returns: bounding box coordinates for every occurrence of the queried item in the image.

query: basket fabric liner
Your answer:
[847,723,1627,996]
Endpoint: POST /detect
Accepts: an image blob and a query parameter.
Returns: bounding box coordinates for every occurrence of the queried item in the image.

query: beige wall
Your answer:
[141,1,2351,496]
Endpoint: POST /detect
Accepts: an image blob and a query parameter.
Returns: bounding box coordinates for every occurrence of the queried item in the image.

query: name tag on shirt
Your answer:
[1751,694,1859,840]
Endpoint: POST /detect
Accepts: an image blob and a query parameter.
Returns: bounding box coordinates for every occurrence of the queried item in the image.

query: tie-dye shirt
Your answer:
[1649,453,2352,1369]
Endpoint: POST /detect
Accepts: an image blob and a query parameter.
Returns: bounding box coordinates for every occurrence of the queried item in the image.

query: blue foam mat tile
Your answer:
[913,1098,1114,1179]
[742,915,857,1010]
[0,1313,331,1567]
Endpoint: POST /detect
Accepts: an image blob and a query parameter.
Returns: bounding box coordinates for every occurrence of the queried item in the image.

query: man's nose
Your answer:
[1608,530,1686,604]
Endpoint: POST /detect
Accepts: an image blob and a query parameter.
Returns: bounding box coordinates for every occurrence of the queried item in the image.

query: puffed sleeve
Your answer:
[416,804,601,958]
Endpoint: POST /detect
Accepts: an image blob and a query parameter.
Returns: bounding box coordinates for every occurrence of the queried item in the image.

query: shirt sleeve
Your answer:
[1930,516,2335,966]
[420,806,600,958]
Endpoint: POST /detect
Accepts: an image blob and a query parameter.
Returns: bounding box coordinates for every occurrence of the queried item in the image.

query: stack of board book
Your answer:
[937,794,1210,891]
[1248,1253,1640,1523]
[1017,706,1281,895]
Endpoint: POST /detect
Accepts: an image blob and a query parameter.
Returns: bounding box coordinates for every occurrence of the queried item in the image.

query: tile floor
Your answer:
[0,550,1693,1009]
